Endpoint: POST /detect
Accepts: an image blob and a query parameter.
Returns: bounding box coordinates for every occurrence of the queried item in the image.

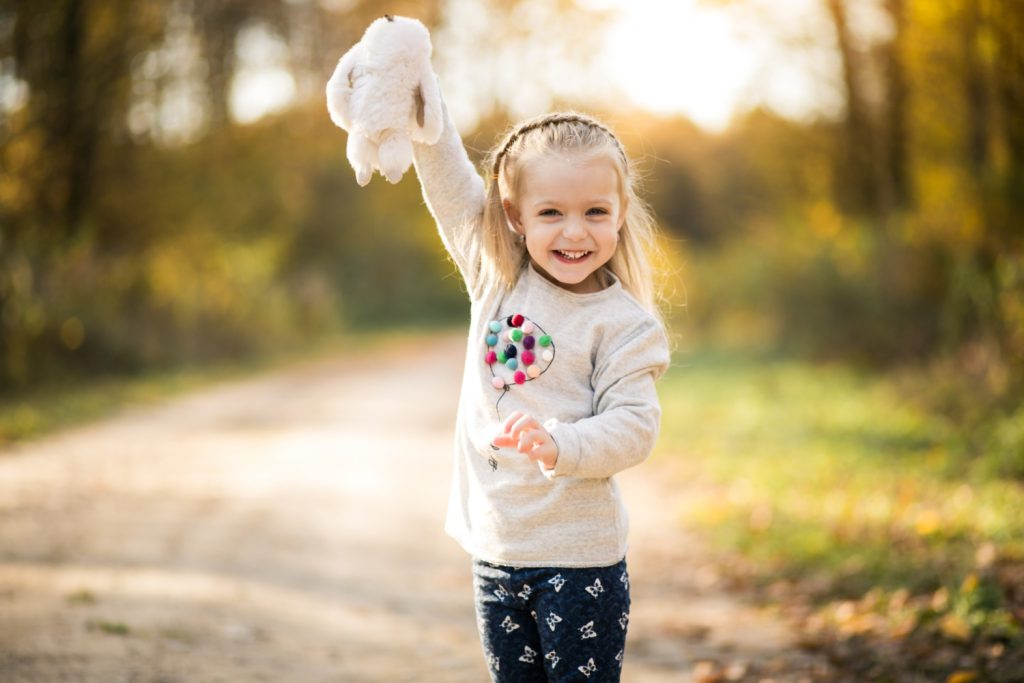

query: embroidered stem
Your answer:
[494,385,510,420]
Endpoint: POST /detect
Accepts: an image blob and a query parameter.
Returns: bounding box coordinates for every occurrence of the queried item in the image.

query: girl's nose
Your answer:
[562,220,587,240]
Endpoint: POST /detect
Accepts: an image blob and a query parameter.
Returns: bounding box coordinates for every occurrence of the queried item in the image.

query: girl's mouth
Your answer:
[552,250,592,263]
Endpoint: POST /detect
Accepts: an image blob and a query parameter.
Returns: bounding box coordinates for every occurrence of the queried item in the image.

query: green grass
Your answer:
[655,348,1023,639]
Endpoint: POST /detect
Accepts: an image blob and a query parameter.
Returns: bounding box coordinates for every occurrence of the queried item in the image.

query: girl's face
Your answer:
[503,152,626,294]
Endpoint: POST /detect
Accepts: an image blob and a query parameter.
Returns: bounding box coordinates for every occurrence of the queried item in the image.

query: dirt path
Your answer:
[0,333,822,682]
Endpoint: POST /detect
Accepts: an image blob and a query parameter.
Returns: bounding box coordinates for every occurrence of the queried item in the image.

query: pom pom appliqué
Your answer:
[483,313,556,416]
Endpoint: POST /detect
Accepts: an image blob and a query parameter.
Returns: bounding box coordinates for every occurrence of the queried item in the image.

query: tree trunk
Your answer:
[881,0,911,209]
[824,0,880,219]
[992,0,1024,202]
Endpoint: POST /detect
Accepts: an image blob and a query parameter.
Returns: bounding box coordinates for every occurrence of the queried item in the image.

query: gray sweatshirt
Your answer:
[412,107,670,568]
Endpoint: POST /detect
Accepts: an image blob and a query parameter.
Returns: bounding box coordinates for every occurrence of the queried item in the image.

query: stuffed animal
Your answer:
[326,15,443,186]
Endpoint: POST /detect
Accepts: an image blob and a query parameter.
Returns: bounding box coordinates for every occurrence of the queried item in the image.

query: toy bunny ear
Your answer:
[325,45,361,131]
[410,70,444,145]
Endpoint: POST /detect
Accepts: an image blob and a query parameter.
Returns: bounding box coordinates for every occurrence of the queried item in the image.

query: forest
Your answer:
[1,1,1021,395]
[1,0,1022,678]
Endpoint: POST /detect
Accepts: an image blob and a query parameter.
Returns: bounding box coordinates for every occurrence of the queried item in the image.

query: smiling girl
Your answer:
[344,35,671,676]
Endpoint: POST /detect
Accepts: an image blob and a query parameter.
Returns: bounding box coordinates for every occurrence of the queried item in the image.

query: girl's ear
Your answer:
[502,199,522,231]
[616,197,629,232]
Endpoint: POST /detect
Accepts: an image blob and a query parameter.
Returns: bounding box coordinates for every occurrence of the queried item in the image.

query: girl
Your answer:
[392,61,669,682]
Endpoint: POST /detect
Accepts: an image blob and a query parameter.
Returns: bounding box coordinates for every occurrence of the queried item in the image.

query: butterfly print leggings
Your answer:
[472,557,630,682]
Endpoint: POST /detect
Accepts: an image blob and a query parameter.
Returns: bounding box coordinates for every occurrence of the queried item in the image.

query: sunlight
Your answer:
[231,23,296,124]
[590,0,840,130]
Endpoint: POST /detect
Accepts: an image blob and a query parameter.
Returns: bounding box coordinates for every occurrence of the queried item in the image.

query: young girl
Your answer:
[373,59,670,681]
[403,96,671,680]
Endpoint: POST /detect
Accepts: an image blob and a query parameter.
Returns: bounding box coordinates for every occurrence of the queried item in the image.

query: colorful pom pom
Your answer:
[485,350,497,364]
[514,371,526,384]
[521,350,535,365]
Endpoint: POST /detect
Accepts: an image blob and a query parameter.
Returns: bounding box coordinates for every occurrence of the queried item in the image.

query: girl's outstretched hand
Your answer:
[492,410,558,471]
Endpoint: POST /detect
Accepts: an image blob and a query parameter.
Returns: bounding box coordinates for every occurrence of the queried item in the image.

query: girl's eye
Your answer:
[587,208,609,216]
[539,209,561,217]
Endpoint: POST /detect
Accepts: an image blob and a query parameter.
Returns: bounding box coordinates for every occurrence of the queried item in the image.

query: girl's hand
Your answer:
[491,410,558,471]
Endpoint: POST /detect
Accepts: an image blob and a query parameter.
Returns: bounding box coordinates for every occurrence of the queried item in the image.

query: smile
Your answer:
[553,250,592,263]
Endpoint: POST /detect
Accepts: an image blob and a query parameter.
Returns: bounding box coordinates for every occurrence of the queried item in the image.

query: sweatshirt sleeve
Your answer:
[411,89,487,294]
[541,318,671,480]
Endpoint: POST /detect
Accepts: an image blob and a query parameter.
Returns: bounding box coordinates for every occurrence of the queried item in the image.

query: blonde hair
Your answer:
[475,112,662,318]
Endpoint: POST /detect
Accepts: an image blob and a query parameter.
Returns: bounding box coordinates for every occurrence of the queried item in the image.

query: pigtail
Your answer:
[478,141,527,292]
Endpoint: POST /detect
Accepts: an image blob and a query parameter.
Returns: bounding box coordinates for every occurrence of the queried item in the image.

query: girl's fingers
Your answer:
[508,413,538,440]
[516,428,547,453]
[501,410,525,434]
[491,433,515,448]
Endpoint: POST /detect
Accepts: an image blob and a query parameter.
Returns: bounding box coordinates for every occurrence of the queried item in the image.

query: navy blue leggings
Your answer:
[472,558,631,682]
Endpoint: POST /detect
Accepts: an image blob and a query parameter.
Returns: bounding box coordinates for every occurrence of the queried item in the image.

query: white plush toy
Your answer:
[326,15,443,186]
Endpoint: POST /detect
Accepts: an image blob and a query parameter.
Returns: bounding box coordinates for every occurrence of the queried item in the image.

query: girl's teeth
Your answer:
[557,250,588,260]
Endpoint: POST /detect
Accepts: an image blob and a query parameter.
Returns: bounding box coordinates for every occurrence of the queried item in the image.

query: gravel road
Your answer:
[0,333,820,682]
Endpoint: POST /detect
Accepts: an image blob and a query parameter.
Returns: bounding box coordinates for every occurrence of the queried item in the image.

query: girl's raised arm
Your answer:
[411,91,487,294]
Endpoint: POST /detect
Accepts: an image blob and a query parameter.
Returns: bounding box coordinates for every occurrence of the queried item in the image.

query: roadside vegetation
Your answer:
[657,339,1023,681]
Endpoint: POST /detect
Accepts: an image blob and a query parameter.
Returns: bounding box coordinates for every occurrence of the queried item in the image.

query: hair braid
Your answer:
[491,113,627,177]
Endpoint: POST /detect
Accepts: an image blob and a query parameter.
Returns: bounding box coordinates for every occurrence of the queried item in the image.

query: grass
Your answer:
[655,347,1024,642]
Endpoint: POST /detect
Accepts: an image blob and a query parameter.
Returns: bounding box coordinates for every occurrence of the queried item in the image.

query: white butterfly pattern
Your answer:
[519,645,537,664]
[548,574,566,592]
[584,578,604,599]
[619,611,630,630]
[620,571,629,591]
[545,611,563,632]
[578,658,598,678]
[500,615,520,633]
[493,585,511,601]
[517,583,533,600]
[545,650,560,669]
[579,620,597,639]
[486,652,500,671]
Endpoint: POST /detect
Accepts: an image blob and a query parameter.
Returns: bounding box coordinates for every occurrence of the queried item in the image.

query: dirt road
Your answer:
[0,333,819,682]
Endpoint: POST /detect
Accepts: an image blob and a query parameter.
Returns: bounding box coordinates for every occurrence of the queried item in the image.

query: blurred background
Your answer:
[2,0,1022,399]
[1,0,1023,676]
[2,0,1022,391]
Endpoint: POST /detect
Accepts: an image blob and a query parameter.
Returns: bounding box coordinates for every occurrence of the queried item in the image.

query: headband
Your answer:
[491,113,627,177]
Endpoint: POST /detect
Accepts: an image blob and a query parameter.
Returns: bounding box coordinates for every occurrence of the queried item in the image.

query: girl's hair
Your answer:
[477,112,662,318]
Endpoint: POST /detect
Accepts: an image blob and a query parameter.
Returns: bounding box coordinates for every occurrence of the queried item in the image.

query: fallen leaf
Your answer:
[939,613,971,641]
